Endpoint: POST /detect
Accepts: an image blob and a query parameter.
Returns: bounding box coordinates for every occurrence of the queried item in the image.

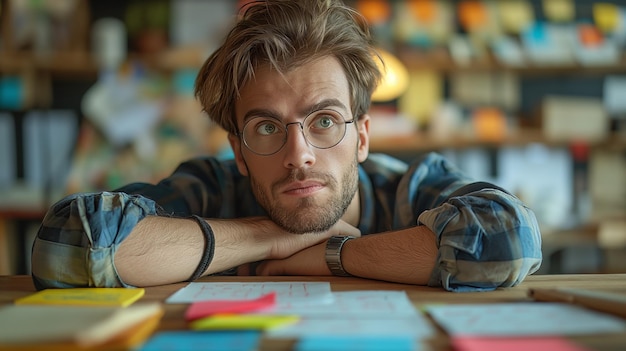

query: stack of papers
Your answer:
[0,288,163,350]
[426,302,626,336]
[426,302,626,351]
[0,303,162,349]
[152,282,626,351]
[152,282,435,351]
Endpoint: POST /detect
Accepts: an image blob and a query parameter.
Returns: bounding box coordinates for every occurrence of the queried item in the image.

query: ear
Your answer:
[356,114,370,162]
[228,133,249,176]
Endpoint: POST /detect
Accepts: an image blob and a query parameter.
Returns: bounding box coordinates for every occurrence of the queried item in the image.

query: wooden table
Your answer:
[2,274,626,350]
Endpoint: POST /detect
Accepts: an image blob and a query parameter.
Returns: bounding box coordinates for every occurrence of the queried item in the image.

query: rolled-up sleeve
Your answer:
[419,189,543,292]
[31,192,159,289]
[391,152,542,292]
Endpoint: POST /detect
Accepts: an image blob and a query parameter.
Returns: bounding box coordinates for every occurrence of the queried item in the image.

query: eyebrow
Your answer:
[242,98,349,124]
[304,99,349,116]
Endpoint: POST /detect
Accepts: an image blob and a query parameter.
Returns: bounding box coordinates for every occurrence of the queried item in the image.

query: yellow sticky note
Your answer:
[594,3,620,33]
[14,288,145,307]
[542,0,575,22]
[189,314,299,331]
[498,0,534,34]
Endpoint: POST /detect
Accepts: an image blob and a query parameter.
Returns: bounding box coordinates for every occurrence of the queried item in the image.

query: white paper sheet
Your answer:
[426,302,626,336]
[166,283,434,343]
[267,316,431,339]
[266,291,433,340]
[165,282,334,306]
[261,290,419,317]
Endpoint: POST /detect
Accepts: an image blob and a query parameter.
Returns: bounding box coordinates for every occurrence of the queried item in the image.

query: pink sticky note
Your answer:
[453,336,592,351]
[185,292,276,321]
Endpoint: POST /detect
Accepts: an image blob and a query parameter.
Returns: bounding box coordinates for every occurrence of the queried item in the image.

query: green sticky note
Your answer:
[189,314,299,331]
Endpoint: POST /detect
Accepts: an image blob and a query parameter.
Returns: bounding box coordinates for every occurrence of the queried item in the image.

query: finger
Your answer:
[331,220,361,238]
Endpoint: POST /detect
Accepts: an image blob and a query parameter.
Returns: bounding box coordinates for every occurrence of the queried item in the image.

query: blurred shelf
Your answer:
[396,48,626,76]
[0,209,46,221]
[3,47,625,78]
[369,129,626,153]
[0,47,207,77]
[0,51,98,77]
[0,184,52,221]
[135,46,207,71]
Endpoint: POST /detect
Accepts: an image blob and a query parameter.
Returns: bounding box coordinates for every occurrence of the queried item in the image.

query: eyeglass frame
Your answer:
[236,109,356,156]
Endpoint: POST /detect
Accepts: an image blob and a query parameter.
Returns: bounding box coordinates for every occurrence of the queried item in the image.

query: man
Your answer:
[32,0,542,292]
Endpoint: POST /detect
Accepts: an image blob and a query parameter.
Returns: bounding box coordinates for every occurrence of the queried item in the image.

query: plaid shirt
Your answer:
[32,152,542,291]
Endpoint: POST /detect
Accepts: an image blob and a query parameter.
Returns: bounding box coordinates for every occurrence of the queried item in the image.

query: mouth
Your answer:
[282,180,325,196]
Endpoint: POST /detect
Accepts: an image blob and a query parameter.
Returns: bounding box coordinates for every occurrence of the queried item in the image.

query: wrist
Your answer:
[325,235,356,276]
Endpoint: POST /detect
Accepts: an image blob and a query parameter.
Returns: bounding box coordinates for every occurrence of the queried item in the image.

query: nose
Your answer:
[282,122,315,169]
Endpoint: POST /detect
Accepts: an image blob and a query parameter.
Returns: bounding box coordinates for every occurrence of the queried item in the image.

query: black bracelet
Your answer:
[187,215,216,281]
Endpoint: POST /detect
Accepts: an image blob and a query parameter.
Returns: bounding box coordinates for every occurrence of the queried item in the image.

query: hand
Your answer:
[265,219,360,260]
[256,241,330,276]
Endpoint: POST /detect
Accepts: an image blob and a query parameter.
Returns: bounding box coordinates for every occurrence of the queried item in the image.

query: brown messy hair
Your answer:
[194,0,381,134]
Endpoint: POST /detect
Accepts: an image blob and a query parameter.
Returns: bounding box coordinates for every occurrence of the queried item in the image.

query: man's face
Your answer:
[230,56,370,233]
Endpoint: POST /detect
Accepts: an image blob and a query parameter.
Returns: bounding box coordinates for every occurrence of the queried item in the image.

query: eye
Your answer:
[255,120,281,135]
[317,116,334,129]
[310,113,340,130]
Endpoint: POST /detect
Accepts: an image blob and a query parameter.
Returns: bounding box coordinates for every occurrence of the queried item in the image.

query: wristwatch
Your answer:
[325,235,356,277]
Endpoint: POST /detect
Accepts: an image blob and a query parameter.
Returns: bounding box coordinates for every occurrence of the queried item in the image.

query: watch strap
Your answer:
[325,235,356,277]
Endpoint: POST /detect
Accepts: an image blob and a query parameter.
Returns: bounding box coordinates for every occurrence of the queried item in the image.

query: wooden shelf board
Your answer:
[397,48,626,75]
[369,130,626,153]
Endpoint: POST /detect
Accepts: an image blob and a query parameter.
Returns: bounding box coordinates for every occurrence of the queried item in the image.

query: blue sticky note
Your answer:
[139,331,261,351]
[296,336,417,351]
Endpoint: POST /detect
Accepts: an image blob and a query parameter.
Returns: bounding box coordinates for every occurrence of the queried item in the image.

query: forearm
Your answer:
[114,216,270,286]
[33,192,277,288]
[339,226,438,285]
[114,215,359,287]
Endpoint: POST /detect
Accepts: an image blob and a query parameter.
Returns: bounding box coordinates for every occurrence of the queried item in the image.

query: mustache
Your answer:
[273,169,334,189]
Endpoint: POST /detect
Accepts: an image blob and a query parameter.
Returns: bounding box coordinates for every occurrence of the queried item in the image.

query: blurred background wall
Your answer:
[0,0,625,275]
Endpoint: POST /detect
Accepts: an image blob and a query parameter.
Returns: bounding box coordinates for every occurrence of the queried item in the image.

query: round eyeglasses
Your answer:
[238,109,355,156]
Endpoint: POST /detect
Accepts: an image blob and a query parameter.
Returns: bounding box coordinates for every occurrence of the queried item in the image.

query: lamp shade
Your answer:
[372,49,410,102]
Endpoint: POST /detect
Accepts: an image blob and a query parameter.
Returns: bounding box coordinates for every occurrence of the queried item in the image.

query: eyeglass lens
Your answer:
[242,109,352,155]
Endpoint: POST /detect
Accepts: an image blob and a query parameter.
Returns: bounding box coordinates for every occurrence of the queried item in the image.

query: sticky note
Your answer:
[189,314,300,331]
[185,292,276,321]
[0,303,162,348]
[14,288,145,307]
[296,336,416,351]
[138,331,261,351]
[452,336,592,351]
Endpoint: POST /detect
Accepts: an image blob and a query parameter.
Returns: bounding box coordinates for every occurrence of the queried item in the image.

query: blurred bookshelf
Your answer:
[1,0,625,276]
